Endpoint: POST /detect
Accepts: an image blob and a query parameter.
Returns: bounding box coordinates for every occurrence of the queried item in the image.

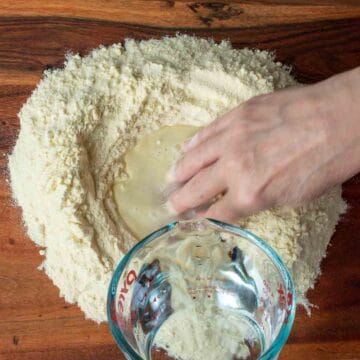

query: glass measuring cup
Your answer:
[108,219,296,360]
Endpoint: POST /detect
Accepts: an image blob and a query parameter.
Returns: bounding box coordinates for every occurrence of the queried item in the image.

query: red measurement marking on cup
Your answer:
[277,284,293,324]
[118,269,138,313]
[277,284,286,310]
[263,279,272,297]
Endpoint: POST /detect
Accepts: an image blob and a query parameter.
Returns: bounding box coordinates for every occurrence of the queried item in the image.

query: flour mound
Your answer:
[9,36,346,323]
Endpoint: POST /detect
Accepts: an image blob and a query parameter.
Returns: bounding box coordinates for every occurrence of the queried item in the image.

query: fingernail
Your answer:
[165,199,178,216]
[166,164,177,182]
[174,165,182,182]
[183,133,198,151]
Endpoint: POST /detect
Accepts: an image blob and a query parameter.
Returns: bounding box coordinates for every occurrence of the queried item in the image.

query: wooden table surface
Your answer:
[0,1,360,359]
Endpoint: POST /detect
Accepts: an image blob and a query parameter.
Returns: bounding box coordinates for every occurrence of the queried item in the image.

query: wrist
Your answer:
[325,67,360,178]
[328,67,360,121]
[319,68,360,138]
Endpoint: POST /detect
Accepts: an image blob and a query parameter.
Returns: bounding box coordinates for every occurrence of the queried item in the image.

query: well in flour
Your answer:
[113,125,198,239]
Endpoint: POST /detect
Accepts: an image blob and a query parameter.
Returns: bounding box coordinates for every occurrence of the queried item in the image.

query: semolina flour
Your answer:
[9,36,346,324]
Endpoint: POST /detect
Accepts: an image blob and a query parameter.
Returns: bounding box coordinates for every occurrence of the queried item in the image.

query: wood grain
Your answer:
[1,1,360,28]
[0,1,359,359]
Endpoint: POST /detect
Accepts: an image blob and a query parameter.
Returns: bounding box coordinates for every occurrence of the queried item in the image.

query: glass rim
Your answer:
[107,218,296,360]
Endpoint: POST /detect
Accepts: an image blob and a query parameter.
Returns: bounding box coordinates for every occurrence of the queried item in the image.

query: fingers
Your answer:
[168,163,226,215]
[183,109,236,151]
[176,106,244,182]
[174,135,221,183]
[204,188,266,223]
[203,193,239,223]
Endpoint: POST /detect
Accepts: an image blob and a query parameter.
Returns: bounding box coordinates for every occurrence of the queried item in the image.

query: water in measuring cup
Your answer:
[129,246,269,360]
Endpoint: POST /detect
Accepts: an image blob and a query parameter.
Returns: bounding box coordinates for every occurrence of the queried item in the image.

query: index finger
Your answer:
[183,109,235,151]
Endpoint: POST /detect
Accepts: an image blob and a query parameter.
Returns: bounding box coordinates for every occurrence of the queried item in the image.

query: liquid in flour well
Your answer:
[113,126,199,239]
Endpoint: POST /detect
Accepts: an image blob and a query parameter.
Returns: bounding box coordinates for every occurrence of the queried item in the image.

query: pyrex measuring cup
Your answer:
[108,219,296,360]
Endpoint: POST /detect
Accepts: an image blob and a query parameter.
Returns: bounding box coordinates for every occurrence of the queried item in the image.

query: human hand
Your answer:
[168,67,360,223]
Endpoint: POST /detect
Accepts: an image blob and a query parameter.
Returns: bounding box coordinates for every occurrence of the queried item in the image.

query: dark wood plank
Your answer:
[0,3,359,359]
[0,16,359,89]
[0,1,360,28]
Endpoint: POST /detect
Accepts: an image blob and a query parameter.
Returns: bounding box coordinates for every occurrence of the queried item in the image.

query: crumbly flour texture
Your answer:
[9,36,346,330]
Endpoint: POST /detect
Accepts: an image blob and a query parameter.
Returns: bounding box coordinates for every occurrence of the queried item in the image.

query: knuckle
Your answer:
[170,188,189,213]
[224,151,255,173]
[232,174,271,213]
[199,138,218,164]
[235,187,262,211]
[195,128,207,143]
[223,156,239,173]
[196,146,208,168]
